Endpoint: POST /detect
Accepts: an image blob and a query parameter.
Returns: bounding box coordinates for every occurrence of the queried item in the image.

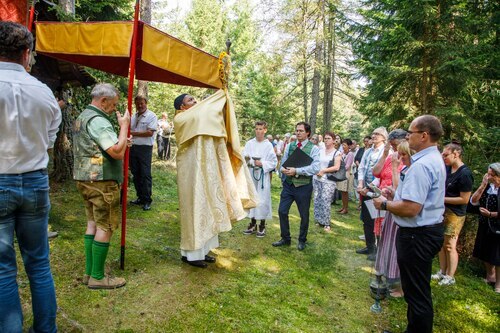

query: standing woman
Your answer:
[337,139,354,214]
[471,163,500,293]
[375,140,413,297]
[432,142,473,286]
[313,132,341,232]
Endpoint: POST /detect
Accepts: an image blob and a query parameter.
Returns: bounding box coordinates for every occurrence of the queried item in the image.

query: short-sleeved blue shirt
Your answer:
[393,146,446,228]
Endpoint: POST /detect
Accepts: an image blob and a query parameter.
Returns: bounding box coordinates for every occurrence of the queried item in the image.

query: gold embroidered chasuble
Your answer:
[174,90,258,251]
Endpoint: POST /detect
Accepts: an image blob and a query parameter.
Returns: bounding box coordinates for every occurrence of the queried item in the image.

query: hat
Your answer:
[372,127,388,140]
[174,94,187,110]
[388,129,408,140]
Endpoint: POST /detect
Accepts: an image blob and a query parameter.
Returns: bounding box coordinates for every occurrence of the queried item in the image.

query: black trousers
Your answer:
[396,224,444,333]
[130,145,153,204]
[360,195,376,251]
[278,181,313,243]
[157,136,170,160]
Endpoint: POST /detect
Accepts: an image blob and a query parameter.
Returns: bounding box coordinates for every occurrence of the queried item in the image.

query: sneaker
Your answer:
[256,225,266,238]
[88,276,126,289]
[48,231,58,239]
[243,222,257,235]
[431,270,445,281]
[438,275,456,286]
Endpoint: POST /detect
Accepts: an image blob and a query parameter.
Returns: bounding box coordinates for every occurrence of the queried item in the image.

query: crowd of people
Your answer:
[241,119,498,333]
[1,21,499,333]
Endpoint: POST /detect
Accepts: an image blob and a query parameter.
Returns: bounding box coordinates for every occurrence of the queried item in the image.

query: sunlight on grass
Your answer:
[213,248,240,271]
[28,164,499,332]
[331,219,357,230]
[449,299,497,326]
[361,265,376,274]
[63,214,78,222]
[250,257,282,274]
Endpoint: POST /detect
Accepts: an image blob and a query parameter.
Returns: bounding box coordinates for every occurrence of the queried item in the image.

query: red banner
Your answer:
[0,0,28,25]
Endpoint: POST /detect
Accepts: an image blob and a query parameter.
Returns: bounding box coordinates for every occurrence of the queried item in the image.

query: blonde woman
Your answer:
[432,142,473,286]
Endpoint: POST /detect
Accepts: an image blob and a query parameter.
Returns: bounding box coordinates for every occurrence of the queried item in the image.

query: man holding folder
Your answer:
[272,122,320,250]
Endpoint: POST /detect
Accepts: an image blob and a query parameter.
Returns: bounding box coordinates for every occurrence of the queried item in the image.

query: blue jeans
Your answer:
[0,170,57,333]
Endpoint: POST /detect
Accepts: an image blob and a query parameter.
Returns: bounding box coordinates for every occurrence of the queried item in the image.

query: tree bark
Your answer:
[322,2,335,132]
[59,0,75,15]
[309,2,324,134]
[51,0,75,182]
[51,101,74,182]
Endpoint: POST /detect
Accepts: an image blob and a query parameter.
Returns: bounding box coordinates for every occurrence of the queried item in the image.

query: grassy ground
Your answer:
[17,158,499,332]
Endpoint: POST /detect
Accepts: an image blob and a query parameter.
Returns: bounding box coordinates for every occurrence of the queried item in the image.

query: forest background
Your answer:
[16,1,499,330]
[52,0,498,184]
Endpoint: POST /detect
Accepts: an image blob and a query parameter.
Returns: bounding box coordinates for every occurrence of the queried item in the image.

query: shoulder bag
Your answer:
[327,151,347,182]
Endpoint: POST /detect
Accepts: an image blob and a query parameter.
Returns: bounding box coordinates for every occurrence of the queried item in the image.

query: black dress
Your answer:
[472,185,500,265]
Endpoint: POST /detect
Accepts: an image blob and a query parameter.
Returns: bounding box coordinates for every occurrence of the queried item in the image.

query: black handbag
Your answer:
[486,192,500,235]
[327,151,347,182]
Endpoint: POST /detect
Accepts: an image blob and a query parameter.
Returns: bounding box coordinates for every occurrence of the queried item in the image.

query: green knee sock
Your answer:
[84,234,95,276]
[91,240,110,280]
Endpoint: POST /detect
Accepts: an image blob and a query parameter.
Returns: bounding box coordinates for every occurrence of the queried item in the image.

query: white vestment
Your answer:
[243,138,277,220]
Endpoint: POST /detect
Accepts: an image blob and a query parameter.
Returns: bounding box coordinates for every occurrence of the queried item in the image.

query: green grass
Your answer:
[16,158,499,332]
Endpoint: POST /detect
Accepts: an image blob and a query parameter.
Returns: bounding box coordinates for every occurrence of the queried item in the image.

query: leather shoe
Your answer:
[142,203,151,211]
[356,247,370,255]
[204,255,216,263]
[297,242,306,251]
[181,256,207,268]
[130,198,142,205]
[272,239,291,247]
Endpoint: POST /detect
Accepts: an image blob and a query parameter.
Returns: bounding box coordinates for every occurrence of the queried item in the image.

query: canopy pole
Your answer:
[28,0,37,32]
[120,0,141,270]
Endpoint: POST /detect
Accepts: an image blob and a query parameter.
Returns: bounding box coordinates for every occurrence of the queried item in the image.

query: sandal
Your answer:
[483,278,496,285]
[339,210,348,214]
[324,226,331,232]
[390,290,404,298]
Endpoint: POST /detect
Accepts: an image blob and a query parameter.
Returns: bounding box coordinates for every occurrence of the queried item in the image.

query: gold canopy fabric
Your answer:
[35,21,223,89]
[174,90,258,251]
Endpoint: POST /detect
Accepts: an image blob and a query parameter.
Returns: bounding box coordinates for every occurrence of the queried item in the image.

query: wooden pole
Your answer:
[28,0,37,32]
[120,0,141,270]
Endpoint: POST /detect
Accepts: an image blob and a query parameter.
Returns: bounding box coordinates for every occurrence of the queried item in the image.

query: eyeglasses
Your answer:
[406,130,425,135]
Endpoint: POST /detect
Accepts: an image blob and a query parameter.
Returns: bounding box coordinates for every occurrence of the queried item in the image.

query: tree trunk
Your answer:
[301,2,308,122]
[302,55,308,122]
[137,0,152,98]
[51,0,75,182]
[51,101,74,182]
[309,3,324,134]
[59,0,75,15]
[322,3,335,132]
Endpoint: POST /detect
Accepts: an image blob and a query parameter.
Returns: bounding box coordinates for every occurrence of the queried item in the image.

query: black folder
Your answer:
[282,147,313,168]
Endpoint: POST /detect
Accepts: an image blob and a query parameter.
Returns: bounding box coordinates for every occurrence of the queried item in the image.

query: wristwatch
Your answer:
[381,201,387,211]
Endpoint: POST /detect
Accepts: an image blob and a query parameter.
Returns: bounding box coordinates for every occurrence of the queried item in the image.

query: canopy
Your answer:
[33,8,229,270]
[35,21,223,89]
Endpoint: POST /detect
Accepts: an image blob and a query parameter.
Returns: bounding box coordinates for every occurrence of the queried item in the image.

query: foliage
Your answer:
[350,0,499,174]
